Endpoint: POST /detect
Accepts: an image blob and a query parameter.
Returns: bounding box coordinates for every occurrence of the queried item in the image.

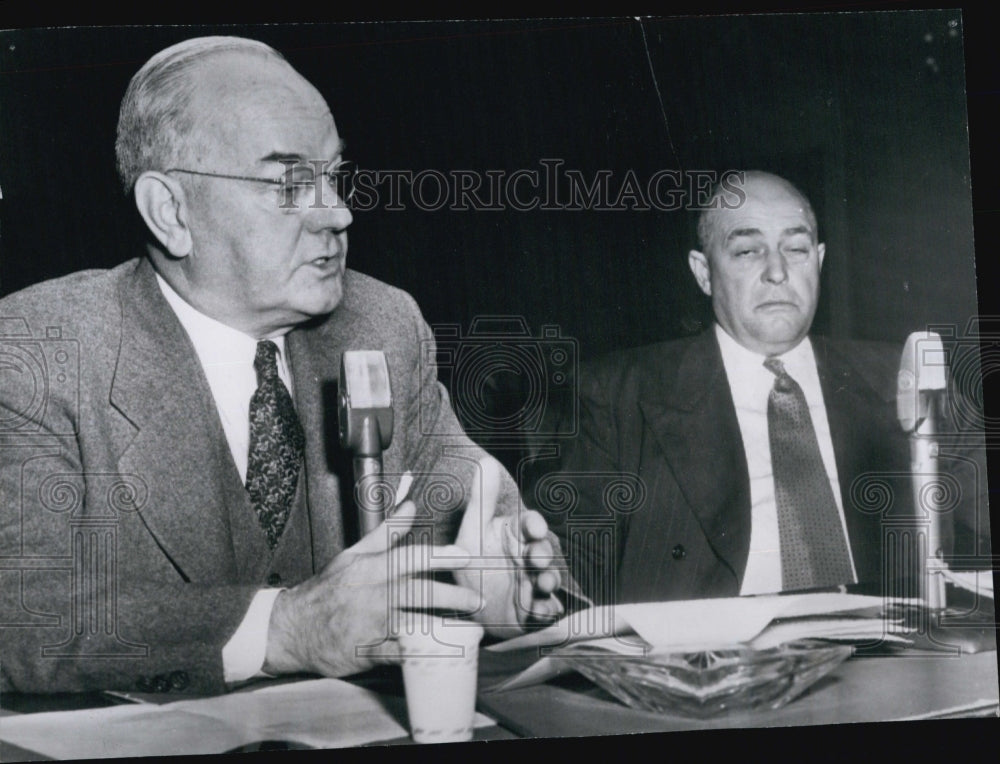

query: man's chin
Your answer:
[741,319,810,355]
[296,282,344,322]
[757,332,809,355]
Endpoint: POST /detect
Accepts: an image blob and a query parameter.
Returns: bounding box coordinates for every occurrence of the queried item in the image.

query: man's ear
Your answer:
[817,242,826,269]
[688,250,712,296]
[133,172,193,258]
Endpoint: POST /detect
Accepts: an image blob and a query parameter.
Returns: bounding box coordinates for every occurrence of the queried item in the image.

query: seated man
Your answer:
[0,36,564,694]
[531,171,991,605]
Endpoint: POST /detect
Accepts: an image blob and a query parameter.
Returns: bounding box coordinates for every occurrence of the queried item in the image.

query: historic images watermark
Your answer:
[273,161,747,213]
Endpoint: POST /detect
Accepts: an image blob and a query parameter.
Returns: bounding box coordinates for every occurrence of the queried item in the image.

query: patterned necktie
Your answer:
[764,357,854,590]
[246,340,305,550]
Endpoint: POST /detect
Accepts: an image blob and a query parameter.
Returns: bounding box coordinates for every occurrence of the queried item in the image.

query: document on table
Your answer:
[0,678,495,759]
[485,592,919,691]
[941,569,994,599]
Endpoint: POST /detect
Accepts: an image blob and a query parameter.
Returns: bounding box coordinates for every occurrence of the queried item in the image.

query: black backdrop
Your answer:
[0,13,982,353]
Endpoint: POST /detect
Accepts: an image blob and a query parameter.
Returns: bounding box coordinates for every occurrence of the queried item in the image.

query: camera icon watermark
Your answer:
[920,317,1000,435]
[421,316,578,443]
[0,319,79,435]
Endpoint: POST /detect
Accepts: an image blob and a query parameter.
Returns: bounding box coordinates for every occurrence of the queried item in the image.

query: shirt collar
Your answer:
[154,272,288,368]
[714,323,816,408]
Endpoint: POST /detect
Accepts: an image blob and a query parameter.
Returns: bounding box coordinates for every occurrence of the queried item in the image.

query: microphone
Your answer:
[338,350,394,536]
[897,331,948,608]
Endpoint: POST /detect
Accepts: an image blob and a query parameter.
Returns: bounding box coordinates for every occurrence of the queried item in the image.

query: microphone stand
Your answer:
[353,415,390,536]
[907,391,947,612]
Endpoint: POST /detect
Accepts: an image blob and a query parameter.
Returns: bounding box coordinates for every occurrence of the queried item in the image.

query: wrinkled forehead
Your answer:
[186,52,339,168]
[704,178,817,248]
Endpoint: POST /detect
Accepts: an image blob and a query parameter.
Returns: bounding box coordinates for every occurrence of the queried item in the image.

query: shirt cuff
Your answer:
[222,587,285,684]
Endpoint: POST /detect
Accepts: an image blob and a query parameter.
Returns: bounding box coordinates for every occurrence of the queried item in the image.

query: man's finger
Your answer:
[351,500,418,555]
[526,595,565,623]
[456,456,502,554]
[525,538,554,570]
[397,580,485,614]
[511,571,564,624]
[535,569,561,595]
[391,543,472,579]
[520,509,550,542]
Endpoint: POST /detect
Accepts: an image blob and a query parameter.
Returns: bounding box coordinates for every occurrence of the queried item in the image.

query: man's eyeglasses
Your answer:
[165,160,357,209]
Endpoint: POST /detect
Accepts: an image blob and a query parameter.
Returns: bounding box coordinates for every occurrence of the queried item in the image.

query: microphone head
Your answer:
[339,350,394,454]
[897,331,947,431]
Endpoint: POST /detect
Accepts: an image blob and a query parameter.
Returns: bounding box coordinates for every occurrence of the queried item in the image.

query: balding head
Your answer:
[696,171,818,254]
[115,36,288,193]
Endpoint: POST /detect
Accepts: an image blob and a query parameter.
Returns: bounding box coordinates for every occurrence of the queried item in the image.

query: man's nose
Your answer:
[762,247,789,284]
[305,185,353,232]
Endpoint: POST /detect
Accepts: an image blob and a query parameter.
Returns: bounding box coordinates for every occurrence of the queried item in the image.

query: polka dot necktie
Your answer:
[246,340,305,550]
[764,357,854,590]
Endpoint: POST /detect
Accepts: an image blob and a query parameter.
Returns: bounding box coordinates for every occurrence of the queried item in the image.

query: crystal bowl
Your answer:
[560,639,853,718]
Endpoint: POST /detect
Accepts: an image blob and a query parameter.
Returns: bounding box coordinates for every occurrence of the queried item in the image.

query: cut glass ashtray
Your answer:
[559,639,853,718]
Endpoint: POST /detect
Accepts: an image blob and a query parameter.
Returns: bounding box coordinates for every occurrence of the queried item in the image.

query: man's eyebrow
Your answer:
[782,225,813,237]
[724,224,814,243]
[725,227,763,241]
[260,152,306,164]
[259,140,347,166]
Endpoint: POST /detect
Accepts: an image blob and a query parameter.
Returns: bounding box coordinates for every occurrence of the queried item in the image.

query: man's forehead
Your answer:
[707,185,816,242]
[718,209,814,235]
[188,52,339,165]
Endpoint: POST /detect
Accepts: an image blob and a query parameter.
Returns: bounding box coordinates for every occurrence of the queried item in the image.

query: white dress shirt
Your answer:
[156,274,287,683]
[714,324,858,595]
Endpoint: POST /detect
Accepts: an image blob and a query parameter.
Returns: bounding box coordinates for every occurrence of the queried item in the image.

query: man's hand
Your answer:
[454,456,565,638]
[263,502,480,677]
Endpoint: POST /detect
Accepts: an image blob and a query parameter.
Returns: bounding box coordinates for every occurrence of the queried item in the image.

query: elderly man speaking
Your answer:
[0,36,563,694]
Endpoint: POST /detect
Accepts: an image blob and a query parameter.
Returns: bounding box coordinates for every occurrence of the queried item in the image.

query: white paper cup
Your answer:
[398,617,485,744]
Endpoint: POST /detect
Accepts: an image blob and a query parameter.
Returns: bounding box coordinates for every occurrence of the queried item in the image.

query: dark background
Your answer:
[0,13,982,354]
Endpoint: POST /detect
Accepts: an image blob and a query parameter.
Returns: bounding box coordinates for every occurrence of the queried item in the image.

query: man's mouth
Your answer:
[756,300,798,311]
[309,254,341,269]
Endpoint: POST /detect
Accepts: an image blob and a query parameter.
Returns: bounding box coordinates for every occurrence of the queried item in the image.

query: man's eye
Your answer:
[287,170,317,187]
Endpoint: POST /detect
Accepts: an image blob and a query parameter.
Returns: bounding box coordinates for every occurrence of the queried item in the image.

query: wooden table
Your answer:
[2,648,996,759]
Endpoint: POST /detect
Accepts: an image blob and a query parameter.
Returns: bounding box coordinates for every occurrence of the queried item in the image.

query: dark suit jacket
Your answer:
[0,257,517,693]
[531,329,990,605]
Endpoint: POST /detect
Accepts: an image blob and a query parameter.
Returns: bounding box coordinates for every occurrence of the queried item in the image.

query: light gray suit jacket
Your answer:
[0,257,514,693]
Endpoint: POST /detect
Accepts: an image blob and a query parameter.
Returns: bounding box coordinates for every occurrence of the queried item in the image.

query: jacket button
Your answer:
[169,671,190,691]
[151,674,170,693]
[267,573,282,586]
[671,544,686,560]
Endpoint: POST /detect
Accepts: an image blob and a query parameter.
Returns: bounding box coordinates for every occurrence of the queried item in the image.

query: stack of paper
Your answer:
[941,569,994,599]
[486,592,917,691]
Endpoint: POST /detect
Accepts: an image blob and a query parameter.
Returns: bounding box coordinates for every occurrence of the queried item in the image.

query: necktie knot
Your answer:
[764,357,795,393]
[254,340,281,383]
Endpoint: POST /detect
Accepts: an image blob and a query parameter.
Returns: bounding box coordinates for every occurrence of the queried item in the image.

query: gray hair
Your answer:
[115,36,286,193]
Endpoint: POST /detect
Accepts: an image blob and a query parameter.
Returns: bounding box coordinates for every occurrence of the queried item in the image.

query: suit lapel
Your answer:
[635,331,751,585]
[109,259,242,583]
[814,338,897,585]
